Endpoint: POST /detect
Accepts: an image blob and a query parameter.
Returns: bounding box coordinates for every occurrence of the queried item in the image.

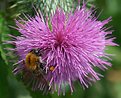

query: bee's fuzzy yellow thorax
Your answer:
[25,52,39,71]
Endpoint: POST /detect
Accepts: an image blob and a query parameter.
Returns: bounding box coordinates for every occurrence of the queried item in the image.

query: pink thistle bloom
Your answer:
[9,4,116,95]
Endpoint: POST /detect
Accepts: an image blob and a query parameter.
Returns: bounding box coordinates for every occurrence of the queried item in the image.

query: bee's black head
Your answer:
[30,48,43,56]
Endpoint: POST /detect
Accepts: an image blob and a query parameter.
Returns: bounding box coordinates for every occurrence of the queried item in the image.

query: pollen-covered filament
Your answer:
[25,52,39,71]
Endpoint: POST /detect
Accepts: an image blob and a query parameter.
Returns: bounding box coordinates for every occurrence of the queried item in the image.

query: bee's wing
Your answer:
[35,73,50,94]
[22,68,50,94]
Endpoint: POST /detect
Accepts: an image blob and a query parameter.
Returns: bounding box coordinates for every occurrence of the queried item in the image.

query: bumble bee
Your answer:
[25,48,44,73]
[23,48,50,94]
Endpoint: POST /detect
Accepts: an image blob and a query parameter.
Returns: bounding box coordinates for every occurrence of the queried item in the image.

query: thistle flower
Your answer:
[9,4,116,95]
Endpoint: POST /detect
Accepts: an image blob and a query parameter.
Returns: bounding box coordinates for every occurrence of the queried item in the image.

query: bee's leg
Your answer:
[39,63,44,69]
[36,62,46,71]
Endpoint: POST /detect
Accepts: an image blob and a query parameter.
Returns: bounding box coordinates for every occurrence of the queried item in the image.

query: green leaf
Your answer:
[29,90,52,98]
[0,15,9,64]
[0,52,10,98]
[106,46,121,69]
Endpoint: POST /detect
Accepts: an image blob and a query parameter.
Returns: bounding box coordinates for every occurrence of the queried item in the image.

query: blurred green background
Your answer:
[0,0,121,98]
